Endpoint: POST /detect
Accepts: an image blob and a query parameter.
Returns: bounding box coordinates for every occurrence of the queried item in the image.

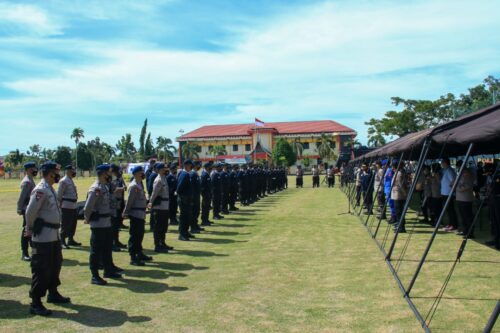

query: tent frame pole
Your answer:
[386,138,431,260]
[484,300,500,333]
[406,142,474,295]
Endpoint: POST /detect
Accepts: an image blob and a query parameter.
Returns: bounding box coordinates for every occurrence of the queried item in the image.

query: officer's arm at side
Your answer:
[83,190,97,223]
[25,190,46,232]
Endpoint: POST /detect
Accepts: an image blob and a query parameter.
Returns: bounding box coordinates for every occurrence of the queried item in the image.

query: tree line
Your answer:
[3,119,177,172]
[365,76,500,147]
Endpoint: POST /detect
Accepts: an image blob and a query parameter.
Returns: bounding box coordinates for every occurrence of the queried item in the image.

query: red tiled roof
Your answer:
[178,120,355,140]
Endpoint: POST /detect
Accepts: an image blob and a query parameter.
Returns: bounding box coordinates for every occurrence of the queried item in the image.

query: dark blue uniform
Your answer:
[220,169,230,214]
[200,169,212,225]
[166,172,178,225]
[211,170,222,219]
[176,169,192,238]
[190,170,201,231]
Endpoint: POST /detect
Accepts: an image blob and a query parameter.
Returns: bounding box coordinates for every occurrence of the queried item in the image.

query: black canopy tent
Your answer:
[343,103,500,332]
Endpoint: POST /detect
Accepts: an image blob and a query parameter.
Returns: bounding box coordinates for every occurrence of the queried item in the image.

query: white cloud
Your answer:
[0,3,62,36]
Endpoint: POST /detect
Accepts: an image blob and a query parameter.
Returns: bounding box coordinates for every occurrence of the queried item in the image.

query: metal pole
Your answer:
[406,143,474,295]
[484,300,500,333]
[386,139,432,260]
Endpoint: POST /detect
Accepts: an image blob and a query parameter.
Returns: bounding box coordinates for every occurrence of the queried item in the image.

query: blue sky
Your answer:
[1,0,499,155]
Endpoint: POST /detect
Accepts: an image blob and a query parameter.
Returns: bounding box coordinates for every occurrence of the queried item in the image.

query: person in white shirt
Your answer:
[440,158,458,232]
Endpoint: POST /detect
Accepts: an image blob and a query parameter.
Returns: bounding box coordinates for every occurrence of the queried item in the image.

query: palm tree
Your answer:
[291,138,304,158]
[316,133,338,162]
[156,136,178,162]
[181,142,200,160]
[71,127,85,174]
[116,133,137,162]
[208,145,227,159]
[28,144,41,162]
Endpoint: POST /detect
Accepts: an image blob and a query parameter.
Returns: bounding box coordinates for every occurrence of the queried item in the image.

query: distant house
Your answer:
[177,120,356,168]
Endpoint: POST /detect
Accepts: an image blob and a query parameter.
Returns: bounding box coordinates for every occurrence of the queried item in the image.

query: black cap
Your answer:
[40,161,59,172]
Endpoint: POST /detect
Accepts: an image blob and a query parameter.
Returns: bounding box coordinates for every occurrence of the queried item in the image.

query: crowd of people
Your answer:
[16,159,289,316]
[346,158,500,248]
[295,165,338,188]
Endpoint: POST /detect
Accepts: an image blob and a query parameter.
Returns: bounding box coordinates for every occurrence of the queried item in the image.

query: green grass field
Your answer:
[0,176,498,332]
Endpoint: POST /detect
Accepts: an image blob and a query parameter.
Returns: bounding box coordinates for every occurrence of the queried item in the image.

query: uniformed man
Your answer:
[84,165,123,285]
[229,165,239,211]
[220,163,230,214]
[123,166,152,265]
[200,162,213,226]
[312,165,320,188]
[147,163,159,232]
[296,165,304,188]
[485,163,500,250]
[327,166,335,188]
[167,163,179,225]
[190,161,203,234]
[237,164,247,206]
[148,163,172,253]
[211,163,224,220]
[110,164,127,251]
[57,165,79,249]
[25,161,70,316]
[177,159,194,241]
[17,161,37,261]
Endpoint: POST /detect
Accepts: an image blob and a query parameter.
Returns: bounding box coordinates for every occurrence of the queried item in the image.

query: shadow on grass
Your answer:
[197,238,248,245]
[123,269,187,279]
[151,261,209,271]
[106,277,185,294]
[0,273,31,287]
[53,303,151,327]
[213,223,255,228]
[0,300,30,319]
[203,230,250,236]
[174,249,229,257]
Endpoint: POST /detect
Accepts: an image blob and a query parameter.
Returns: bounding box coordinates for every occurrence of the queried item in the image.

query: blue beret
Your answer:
[40,161,58,171]
[111,164,120,172]
[131,165,144,174]
[203,162,212,168]
[183,159,193,166]
[65,165,74,170]
[96,164,110,173]
[193,161,201,166]
[24,161,37,169]
[154,162,166,170]
[169,163,178,169]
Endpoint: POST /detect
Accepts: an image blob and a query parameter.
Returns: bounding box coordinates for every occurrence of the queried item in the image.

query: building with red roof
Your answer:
[177,120,357,167]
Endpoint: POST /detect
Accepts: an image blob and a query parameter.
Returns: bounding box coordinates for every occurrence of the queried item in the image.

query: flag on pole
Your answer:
[255,118,265,127]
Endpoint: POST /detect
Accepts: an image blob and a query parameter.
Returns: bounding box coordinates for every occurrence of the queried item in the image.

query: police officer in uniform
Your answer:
[110,164,127,251]
[190,161,204,234]
[25,161,70,315]
[17,161,37,261]
[177,159,194,241]
[123,166,153,265]
[167,163,179,225]
[148,162,172,253]
[211,163,224,220]
[147,163,159,231]
[220,163,230,214]
[485,164,500,249]
[84,165,123,285]
[229,164,239,211]
[296,165,304,188]
[200,161,213,226]
[57,165,79,249]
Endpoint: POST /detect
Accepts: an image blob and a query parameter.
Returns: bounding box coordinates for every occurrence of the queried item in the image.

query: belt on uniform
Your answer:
[62,198,77,203]
[42,222,61,229]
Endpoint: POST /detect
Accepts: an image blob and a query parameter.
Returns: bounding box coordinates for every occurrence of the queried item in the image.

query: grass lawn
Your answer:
[0,176,497,332]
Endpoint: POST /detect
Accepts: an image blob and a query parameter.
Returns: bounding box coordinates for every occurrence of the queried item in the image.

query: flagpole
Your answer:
[254,121,257,163]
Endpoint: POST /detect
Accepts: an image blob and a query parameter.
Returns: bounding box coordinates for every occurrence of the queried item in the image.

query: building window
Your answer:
[208,145,213,151]
[303,142,310,149]
[245,144,251,151]
[196,146,202,153]
[232,144,238,152]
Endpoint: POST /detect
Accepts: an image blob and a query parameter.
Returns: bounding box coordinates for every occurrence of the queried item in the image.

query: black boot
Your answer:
[67,238,81,246]
[138,253,153,261]
[91,275,108,286]
[21,252,31,261]
[30,298,52,316]
[61,238,70,249]
[47,289,71,304]
[130,255,145,266]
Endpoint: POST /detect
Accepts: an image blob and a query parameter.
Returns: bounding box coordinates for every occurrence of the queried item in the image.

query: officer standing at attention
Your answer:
[220,163,230,214]
[148,163,172,253]
[110,164,127,251]
[190,161,204,234]
[229,165,239,211]
[57,165,79,249]
[17,161,37,261]
[200,162,213,226]
[312,165,320,188]
[84,165,123,285]
[237,164,247,206]
[177,159,194,241]
[147,163,159,232]
[167,163,179,225]
[295,165,304,188]
[25,161,70,316]
[211,163,224,220]
[123,166,153,266]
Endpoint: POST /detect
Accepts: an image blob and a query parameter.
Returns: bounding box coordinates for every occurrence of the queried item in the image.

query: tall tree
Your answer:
[75,143,94,171]
[70,127,85,173]
[116,133,137,162]
[291,138,304,158]
[316,134,338,161]
[181,142,200,160]
[145,132,154,158]
[272,138,296,167]
[156,136,177,162]
[53,146,73,167]
[138,119,148,160]
[208,145,227,159]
